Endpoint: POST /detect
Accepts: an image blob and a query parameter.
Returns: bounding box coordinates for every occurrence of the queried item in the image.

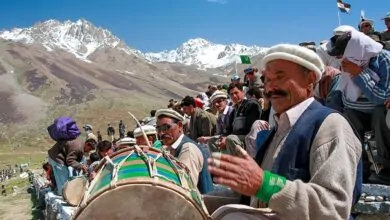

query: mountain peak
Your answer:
[183,38,211,46]
[0,18,141,61]
[145,38,267,69]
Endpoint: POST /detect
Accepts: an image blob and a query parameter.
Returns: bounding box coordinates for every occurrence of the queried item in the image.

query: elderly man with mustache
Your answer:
[155,108,213,194]
[208,44,362,220]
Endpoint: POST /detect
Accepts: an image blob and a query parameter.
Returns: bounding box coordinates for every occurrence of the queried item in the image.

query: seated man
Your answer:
[386,99,390,129]
[380,13,390,50]
[115,137,136,150]
[47,117,95,195]
[181,96,217,141]
[328,29,390,182]
[133,125,163,149]
[299,41,343,111]
[220,83,262,156]
[156,108,213,194]
[97,140,114,158]
[208,44,362,220]
[197,90,233,154]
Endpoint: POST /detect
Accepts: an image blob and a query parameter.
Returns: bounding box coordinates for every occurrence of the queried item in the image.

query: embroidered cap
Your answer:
[261,44,325,82]
[210,90,227,104]
[133,125,157,138]
[116,137,136,146]
[155,108,185,122]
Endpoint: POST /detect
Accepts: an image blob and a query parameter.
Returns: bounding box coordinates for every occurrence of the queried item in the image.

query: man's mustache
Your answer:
[161,134,173,140]
[264,90,288,99]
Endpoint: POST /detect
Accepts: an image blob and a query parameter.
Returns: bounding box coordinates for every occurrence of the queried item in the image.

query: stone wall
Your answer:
[353,184,390,219]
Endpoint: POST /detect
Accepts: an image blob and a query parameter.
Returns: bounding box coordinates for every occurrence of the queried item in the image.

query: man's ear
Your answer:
[177,121,183,129]
[307,71,317,85]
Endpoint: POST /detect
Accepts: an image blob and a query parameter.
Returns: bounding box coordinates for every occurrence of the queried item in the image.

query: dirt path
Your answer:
[0,188,38,220]
[0,152,46,155]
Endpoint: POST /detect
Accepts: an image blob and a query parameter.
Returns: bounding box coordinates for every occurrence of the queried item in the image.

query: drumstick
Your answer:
[127,111,152,148]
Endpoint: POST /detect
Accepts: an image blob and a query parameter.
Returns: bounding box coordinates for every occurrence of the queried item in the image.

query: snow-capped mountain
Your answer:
[0,18,143,62]
[0,19,267,69]
[144,38,267,69]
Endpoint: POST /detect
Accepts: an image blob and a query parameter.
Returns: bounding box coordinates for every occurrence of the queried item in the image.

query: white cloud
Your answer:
[207,0,227,4]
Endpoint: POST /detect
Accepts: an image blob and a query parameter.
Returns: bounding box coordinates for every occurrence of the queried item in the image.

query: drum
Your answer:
[74,145,209,220]
[62,176,88,206]
[211,204,281,220]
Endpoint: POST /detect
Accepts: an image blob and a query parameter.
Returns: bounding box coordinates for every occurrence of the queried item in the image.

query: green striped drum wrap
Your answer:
[89,148,203,206]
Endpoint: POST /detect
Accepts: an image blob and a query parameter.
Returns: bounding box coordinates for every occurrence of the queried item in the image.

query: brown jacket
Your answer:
[189,108,217,141]
[47,138,84,170]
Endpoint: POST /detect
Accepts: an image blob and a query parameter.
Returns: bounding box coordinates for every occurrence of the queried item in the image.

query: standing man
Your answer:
[119,120,126,139]
[107,124,115,141]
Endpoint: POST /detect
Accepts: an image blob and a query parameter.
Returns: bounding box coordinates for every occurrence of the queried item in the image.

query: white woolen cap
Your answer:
[261,44,325,82]
[133,125,157,138]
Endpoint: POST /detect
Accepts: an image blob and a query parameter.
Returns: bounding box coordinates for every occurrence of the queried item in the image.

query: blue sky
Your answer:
[0,0,387,52]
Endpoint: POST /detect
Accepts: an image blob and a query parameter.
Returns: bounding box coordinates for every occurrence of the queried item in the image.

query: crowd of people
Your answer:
[34,13,390,220]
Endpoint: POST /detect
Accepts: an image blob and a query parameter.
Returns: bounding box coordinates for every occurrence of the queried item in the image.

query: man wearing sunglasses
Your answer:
[381,12,390,50]
[358,19,382,43]
[155,109,213,194]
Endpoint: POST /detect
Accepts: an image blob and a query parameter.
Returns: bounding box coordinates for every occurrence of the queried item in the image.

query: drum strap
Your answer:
[110,150,134,189]
[163,150,191,191]
[77,151,135,210]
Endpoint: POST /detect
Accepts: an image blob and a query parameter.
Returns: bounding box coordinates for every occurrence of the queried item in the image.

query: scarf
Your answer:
[337,29,383,101]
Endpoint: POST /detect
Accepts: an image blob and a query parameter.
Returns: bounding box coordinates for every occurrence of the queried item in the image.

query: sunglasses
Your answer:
[156,123,174,132]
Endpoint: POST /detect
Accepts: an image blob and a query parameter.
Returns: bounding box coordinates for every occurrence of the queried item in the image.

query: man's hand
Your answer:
[197,136,211,144]
[341,59,363,77]
[207,152,264,196]
[89,171,97,181]
[217,137,226,150]
[385,99,390,109]
[80,165,88,174]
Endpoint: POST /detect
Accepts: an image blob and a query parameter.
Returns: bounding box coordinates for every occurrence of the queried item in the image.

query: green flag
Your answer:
[239,55,251,64]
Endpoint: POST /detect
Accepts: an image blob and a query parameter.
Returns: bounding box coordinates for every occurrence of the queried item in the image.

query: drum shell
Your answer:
[74,147,209,220]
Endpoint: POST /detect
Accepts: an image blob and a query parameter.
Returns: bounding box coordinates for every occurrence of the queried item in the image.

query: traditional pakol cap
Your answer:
[261,44,325,82]
[133,125,157,138]
[210,90,227,104]
[156,109,185,122]
[116,137,136,146]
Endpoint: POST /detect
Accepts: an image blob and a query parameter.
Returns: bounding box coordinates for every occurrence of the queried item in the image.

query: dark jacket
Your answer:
[230,99,262,135]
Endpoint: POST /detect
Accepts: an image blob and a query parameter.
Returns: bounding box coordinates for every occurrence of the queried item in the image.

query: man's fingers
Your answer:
[212,176,240,190]
[208,165,239,180]
[211,152,246,165]
[208,158,241,173]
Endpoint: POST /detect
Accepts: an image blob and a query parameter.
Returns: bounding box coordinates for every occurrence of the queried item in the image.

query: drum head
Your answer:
[75,183,208,220]
[63,177,88,206]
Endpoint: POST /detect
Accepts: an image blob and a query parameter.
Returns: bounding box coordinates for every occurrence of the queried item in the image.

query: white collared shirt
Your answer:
[262,97,315,170]
[171,133,184,150]
[274,97,315,130]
